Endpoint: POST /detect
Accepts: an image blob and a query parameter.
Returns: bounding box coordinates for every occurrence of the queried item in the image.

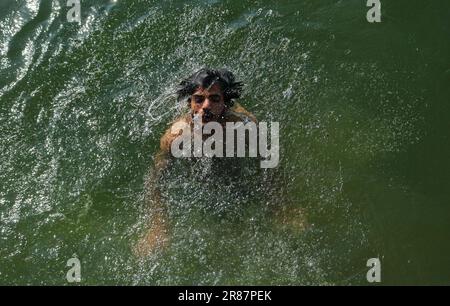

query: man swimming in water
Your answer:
[135,68,307,256]
[135,68,259,255]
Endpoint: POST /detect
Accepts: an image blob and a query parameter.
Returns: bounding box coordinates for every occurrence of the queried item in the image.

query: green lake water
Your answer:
[0,0,449,285]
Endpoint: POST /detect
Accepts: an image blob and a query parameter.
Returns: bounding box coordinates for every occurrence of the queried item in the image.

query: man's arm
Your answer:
[134,125,178,256]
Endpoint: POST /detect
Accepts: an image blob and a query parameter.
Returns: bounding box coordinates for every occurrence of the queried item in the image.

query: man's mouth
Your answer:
[199,110,215,122]
[193,110,217,124]
[202,112,214,121]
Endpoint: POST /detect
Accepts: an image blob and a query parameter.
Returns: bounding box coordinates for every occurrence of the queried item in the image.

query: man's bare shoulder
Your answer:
[226,102,258,123]
[160,114,191,153]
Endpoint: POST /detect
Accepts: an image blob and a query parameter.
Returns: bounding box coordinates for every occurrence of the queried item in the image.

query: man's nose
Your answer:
[202,98,211,110]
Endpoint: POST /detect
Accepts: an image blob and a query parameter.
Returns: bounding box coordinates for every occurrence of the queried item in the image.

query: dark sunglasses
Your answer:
[192,94,222,104]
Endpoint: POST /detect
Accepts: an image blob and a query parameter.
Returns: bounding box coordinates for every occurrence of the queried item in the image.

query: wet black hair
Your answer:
[176,68,243,107]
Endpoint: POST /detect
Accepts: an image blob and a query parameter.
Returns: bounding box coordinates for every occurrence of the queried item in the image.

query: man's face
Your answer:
[190,83,226,123]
